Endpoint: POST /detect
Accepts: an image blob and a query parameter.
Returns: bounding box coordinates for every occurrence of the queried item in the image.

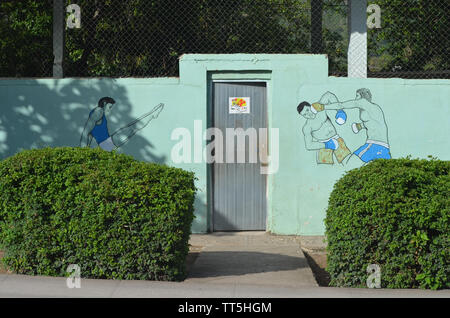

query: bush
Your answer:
[0,147,196,281]
[325,158,449,290]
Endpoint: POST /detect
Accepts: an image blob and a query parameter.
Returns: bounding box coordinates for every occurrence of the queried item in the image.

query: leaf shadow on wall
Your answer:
[0,79,166,164]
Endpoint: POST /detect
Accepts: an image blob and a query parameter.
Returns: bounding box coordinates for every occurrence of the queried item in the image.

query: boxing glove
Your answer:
[335,109,347,125]
[310,102,325,114]
[352,122,364,134]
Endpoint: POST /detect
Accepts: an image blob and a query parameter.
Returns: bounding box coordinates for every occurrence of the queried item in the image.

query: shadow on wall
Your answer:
[0,79,166,164]
[192,195,208,233]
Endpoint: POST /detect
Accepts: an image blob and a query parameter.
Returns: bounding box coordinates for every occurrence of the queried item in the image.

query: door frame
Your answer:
[207,76,271,232]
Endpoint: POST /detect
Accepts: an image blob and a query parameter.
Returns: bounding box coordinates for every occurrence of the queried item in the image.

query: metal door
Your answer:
[211,81,267,231]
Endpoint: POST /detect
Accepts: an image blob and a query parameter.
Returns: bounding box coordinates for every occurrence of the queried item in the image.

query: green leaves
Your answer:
[0,0,53,77]
[367,0,449,74]
[0,147,196,281]
[325,158,449,290]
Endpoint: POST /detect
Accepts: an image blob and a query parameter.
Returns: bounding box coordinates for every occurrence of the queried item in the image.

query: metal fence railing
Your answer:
[0,0,448,79]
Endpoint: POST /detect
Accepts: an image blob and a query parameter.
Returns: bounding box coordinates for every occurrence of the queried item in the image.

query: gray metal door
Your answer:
[211,82,267,231]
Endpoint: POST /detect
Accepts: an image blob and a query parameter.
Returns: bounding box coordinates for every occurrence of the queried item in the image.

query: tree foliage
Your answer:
[0,0,53,77]
[367,0,449,74]
[63,0,317,77]
[0,0,347,77]
[0,0,446,77]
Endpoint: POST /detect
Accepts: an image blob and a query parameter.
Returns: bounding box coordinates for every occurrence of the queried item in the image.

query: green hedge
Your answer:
[0,147,196,281]
[325,158,449,290]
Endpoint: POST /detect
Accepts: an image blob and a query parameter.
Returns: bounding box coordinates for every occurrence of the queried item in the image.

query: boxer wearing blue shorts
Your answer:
[353,140,391,163]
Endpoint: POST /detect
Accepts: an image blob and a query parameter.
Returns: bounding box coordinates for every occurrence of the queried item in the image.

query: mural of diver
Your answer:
[80,97,164,151]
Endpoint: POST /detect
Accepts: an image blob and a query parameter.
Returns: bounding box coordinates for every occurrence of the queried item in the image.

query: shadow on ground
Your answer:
[303,251,331,286]
[187,251,308,278]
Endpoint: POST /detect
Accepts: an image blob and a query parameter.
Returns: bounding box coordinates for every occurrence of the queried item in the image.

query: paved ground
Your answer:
[0,232,449,298]
[185,232,317,288]
[1,274,449,298]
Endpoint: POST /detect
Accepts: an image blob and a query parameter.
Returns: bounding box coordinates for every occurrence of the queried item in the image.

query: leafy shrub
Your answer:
[0,147,196,281]
[325,158,449,289]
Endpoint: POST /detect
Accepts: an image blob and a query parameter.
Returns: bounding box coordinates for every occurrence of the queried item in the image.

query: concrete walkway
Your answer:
[1,274,449,298]
[185,232,317,288]
[0,232,449,298]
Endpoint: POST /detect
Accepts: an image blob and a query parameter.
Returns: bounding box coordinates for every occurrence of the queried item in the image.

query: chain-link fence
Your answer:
[367,0,449,78]
[62,0,349,77]
[0,0,448,78]
[0,0,54,77]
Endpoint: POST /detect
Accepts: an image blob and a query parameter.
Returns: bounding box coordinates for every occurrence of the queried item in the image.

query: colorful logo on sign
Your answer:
[229,97,250,114]
[232,98,247,108]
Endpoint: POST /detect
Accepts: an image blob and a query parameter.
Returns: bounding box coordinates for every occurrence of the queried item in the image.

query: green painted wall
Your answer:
[285,77,450,235]
[1,54,448,235]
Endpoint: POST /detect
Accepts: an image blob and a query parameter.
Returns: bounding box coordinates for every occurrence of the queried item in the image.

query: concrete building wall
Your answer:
[1,54,448,235]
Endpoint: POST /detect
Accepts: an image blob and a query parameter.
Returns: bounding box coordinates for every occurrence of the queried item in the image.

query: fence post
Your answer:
[347,0,367,78]
[53,0,64,78]
[311,0,323,54]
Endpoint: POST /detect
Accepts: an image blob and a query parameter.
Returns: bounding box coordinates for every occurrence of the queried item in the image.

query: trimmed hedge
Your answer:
[325,158,449,290]
[0,147,196,281]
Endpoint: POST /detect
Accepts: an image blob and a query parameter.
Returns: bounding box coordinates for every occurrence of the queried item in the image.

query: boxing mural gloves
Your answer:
[310,102,325,114]
[335,109,347,125]
[352,122,365,134]
[310,102,347,126]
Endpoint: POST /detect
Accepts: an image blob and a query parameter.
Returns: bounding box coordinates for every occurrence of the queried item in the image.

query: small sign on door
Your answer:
[229,97,250,114]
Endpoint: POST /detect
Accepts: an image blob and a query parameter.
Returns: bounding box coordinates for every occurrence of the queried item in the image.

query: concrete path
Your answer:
[0,232,449,298]
[0,274,448,298]
[185,232,317,288]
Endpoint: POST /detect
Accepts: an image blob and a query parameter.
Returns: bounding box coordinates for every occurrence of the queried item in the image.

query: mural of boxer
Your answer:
[312,88,391,163]
[298,88,391,165]
[297,90,352,165]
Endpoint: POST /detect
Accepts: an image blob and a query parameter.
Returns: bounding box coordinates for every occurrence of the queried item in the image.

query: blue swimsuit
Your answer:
[89,109,110,144]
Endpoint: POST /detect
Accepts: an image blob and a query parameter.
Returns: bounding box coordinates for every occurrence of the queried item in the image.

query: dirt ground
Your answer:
[302,250,331,287]
[0,250,8,274]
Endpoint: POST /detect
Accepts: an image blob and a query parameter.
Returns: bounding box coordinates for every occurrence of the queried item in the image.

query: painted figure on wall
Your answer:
[313,88,391,163]
[80,97,164,151]
[298,88,391,166]
[297,92,352,165]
